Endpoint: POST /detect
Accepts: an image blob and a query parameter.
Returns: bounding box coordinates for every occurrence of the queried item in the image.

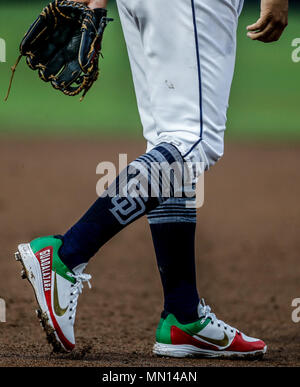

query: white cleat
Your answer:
[154,299,267,359]
[15,236,91,352]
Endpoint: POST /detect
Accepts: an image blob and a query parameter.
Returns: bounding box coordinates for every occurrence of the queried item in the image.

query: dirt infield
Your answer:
[0,138,300,367]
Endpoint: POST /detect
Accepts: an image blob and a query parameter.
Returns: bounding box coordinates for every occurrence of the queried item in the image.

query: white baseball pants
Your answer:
[116,0,244,172]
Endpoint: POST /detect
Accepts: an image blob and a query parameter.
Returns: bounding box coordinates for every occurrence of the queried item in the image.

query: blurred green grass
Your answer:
[0,3,299,140]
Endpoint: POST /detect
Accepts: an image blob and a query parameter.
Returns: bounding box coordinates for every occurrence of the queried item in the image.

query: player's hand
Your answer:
[247,0,288,43]
[69,0,108,9]
[87,0,108,9]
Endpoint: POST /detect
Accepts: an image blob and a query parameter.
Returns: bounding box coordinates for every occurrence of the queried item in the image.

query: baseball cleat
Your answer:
[153,299,267,359]
[15,236,91,352]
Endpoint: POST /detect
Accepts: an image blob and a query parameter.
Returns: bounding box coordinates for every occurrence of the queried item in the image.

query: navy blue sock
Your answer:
[148,197,199,324]
[59,143,184,269]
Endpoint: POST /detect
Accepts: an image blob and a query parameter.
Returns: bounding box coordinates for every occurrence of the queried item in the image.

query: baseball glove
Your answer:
[5,0,112,101]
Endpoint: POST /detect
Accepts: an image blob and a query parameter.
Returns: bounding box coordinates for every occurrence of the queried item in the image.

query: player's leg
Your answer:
[15,140,185,351]
[117,0,201,324]
[121,0,266,358]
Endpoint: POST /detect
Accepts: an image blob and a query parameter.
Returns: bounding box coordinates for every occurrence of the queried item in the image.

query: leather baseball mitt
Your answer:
[5,0,112,101]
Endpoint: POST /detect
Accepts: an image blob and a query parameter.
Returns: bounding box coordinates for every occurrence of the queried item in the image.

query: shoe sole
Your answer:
[15,243,67,353]
[153,342,267,360]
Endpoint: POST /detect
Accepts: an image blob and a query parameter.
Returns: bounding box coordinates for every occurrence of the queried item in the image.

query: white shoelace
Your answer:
[68,272,92,321]
[198,298,237,334]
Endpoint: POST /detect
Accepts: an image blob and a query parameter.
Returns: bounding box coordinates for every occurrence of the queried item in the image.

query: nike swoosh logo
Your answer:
[53,270,68,317]
[195,332,229,348]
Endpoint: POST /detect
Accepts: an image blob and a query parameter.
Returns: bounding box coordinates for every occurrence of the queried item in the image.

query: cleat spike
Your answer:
[15,252,21,261]
[21,269,27,279]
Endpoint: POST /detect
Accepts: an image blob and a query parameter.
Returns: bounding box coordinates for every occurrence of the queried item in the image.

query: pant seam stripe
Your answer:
[184,0,203,159]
